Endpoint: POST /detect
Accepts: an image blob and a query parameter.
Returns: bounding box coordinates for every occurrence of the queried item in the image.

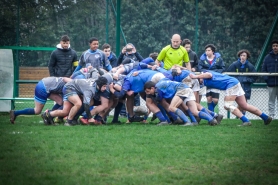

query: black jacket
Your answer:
[48,44,78,77]
[108,52,118,68]
[226,59,257,99]
[117,52,144,66]
[261,50,278,87]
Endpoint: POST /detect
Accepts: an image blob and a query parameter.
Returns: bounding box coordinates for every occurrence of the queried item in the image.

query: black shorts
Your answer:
[206,91,220,99]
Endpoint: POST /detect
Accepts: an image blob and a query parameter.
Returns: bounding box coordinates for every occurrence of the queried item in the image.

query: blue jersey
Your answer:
[122,69,158,93]
[156,78,188,99]
[79,49,110,70]
[204,71,239,90]
[141,57,154,65]
[172,70,191,82]
[155,67,173,80]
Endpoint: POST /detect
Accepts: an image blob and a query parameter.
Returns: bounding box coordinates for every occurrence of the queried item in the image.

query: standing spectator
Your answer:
[198,44,225,112]
[155,34,190,70]
[73,37,112,73]
[48,35,78,77]
[261,40,278,118]
[102,43,118,68]
[226,49,257,115]
[181,39,199,72]
[117,43,144,65]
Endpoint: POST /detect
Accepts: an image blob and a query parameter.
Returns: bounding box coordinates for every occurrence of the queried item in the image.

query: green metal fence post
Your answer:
[106,0,109,43]
[194,0,199,54]
[116,0,121,56]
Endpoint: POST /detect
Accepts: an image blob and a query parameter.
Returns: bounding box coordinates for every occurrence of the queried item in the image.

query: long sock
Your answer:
[175,109,190,123]
[113,102,123,122]
[198,111,213,122]
[201,108,216,117]
[168,111,178,121]
[51,103,61,111]
[187,109,197,122]
[207,102,215,112]
[143,114,149,120]
[260,113,268,121]
[157,104,171,123]
[240,115,250,123]
[14,108,35,117]
[73,105,85,120]
[155,111,167,122]
[57,106,64,120]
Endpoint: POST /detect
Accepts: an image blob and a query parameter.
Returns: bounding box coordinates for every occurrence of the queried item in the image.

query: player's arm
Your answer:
[109,83,126,98]
[184,61,191,71]
[189,72,212,79]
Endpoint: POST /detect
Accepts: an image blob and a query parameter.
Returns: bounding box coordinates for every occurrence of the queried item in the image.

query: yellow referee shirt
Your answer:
[157,45,189,70]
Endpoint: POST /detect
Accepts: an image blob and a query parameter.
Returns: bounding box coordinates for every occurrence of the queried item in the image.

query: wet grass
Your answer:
[0,113,277,185]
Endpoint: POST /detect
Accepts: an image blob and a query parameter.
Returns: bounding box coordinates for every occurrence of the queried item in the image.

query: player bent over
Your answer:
[189,71,272,126]
[42,77,108,126]
[144,79,218,126]
[9,77,71,124]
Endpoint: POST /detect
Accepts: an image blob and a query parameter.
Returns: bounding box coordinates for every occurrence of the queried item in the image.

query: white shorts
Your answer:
[199,86,206,95]
[151,73,165,83]
[225,83,245,97]
[175,88,196,103]
[191,79,200,92]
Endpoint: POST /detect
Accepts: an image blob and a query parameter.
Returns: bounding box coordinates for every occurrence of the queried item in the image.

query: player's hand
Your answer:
[109,83,114,90]
[189,73,197,79]
[132,71,139,76]
[151,65,158,70]
[126,90,134,96]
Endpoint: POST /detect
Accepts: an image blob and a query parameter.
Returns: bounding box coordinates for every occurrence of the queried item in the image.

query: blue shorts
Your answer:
[34,80,49,104]
[62,85,78,101]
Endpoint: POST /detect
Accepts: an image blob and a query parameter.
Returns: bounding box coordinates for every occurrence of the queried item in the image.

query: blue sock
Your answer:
[51,103,61,111]
[14,108,35,117]
[157,104,171,123]
[240,116,250,123]
[168,111,178,121]
[201,108,216,117]
[187,109,197,122]
[74,105,85,120]
[242,111,246,116]
[175,109,190,123]
[198,111,213,122]
[155,111,167,122]
[143,114,149,120]
[208,102,215,112]
[260,113,268,121]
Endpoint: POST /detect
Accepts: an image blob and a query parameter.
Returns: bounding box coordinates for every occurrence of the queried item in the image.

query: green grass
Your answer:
[0,113,278,185]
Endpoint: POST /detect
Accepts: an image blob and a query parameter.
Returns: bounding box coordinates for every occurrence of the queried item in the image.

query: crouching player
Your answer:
[9,77,72,124]
[42,77,108,126]
[189,71,272,126]
[144,79,218,126]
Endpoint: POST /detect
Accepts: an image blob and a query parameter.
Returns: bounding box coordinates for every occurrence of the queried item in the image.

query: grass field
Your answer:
[0,113,278,185]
